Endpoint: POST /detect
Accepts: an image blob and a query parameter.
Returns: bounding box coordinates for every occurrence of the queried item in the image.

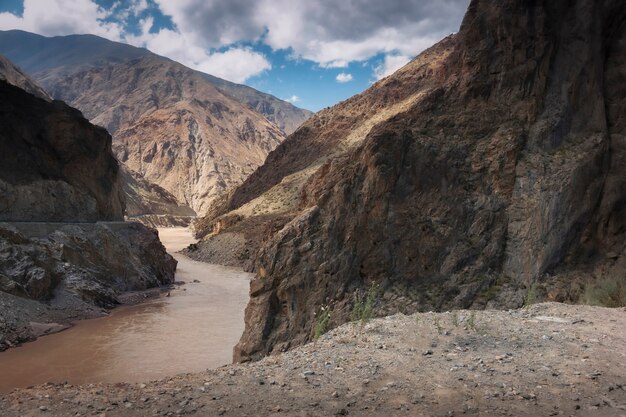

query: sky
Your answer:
[0,0,469,111]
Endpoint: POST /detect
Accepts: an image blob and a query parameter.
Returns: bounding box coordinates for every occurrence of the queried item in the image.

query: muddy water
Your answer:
[0,228,251,393]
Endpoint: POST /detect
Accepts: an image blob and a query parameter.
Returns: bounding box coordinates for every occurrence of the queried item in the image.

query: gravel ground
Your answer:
[181,233,250,269]
[1,302,625,417]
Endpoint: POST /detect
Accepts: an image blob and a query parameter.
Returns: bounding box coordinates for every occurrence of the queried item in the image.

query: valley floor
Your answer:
[1,302,624,417]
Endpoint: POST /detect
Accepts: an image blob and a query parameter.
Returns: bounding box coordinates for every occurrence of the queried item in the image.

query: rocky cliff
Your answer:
[0,80,125,222]
[200,0,625,361]
[121,165,196,227]
[0,222,176,350]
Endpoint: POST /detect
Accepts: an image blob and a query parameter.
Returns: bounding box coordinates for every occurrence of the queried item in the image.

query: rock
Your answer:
[230,0,626,362]
[0,80,124,222]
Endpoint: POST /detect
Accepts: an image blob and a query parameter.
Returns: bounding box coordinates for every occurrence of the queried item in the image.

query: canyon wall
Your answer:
[227,0,625,361]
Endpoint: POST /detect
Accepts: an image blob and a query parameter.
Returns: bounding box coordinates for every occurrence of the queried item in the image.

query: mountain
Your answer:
[0,30,312,135]
[0,30,312,214]
[0,54,49,101]
[195,0,625,361]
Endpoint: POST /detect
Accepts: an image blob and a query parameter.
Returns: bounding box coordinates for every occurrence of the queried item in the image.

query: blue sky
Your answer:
[0,0,469,111]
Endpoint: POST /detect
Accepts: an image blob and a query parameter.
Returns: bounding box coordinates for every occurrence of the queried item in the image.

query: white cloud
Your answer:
[336,72,353,83]
[152,0,469,67]
[126,22,271,83]
[285,95,300,103]
[0,0,468,83]
[194,47,271,83]
[374,54,412,80]
[0,0,123,40]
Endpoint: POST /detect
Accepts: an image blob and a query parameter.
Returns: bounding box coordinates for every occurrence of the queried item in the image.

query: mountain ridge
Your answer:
[0,30,313,215]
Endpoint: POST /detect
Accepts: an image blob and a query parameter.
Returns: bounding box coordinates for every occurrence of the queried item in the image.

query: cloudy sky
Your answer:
[0,0,469,111]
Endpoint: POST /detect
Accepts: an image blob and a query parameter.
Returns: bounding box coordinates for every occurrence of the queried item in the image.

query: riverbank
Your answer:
[0,222,176,352]
[0,228,251,393]
[1,303,624,416]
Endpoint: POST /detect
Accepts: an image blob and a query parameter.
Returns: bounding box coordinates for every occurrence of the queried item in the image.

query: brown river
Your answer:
[0,228,251,393]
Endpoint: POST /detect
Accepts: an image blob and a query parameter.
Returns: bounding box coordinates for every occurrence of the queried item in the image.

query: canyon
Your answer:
[0,0,624,415]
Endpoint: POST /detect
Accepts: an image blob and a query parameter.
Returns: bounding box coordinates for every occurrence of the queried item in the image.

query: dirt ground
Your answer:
[1,302,624,417]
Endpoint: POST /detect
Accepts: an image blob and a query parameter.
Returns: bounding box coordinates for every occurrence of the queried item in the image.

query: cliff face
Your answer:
[230,0,626,361]
[0,80,125,222]
[121,165,196,218]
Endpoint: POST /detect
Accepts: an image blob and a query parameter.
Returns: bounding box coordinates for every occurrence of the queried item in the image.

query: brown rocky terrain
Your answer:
[47,55,289,215]
[194,0,626,362]
[0,79,124,222]
[1,303,624,416]
[0,52,195,226]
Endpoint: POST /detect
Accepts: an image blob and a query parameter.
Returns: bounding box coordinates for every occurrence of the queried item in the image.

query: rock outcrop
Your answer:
[203,0,626,361]
[0,80,124,222]
[0,75,176,350]
[0,222,176,350]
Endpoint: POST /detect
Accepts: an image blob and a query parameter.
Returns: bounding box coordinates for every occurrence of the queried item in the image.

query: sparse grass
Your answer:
[351,283,379,332]
[314,305,332,340]
[468,311,476,331]
[525,282,540,306]
[433,316,442,335]
[452,311,459,327]
[582,275,626,308]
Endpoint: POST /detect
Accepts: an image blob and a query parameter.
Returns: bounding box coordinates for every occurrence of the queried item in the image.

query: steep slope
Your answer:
[0,80,124,222]
[204,74,313,134]
[0,55,50,100]
[200,0,626,361]
[54,55,285,214]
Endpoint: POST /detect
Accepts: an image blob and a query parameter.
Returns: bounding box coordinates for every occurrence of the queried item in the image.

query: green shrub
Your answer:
[468,311,476,331]
[314,305,332,340]
[583,275,626,307]
[525,282,540,306]
[351,283,379,331]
